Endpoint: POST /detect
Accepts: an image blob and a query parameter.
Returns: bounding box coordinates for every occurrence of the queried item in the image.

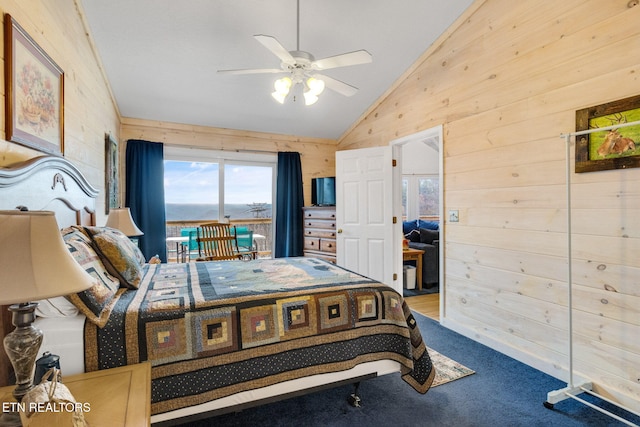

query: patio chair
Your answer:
[196,223,245,261]
[233,226,255,252]
[180,227,199,260]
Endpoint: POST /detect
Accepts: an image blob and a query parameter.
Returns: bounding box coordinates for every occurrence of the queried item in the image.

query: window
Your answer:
[402,175,439,220]
[417,177,439,217]
[164,160,220,221]
[163,147,275,222]
[223,163,273,220]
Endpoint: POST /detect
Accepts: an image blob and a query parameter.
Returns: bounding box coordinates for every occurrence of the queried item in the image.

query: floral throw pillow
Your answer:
[60,227,122,327]
[83,226,145,289]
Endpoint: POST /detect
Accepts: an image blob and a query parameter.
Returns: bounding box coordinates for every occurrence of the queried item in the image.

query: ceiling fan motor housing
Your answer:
[282,51,315,83]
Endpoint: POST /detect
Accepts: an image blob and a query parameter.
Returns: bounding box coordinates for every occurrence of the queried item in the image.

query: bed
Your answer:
[0,156,435,425]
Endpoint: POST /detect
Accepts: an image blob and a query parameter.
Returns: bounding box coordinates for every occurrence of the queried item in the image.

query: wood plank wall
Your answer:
[0,0,120,386]
[339,0,640,411]
[120,117,337,207]
[0,0,120,219]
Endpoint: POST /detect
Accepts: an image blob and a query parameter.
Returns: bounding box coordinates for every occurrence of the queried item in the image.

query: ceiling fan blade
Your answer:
[254,34,295,65]
[217,68,284,75]
[314,74,359,97]
[312,50,372,70]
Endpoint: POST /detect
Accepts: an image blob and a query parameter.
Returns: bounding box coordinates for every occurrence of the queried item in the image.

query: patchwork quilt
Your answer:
[84,257,434,415]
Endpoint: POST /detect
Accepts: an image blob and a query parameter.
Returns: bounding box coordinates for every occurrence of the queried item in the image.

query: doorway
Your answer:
[391,125,444,320]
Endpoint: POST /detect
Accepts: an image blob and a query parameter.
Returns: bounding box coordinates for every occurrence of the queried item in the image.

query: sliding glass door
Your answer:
[163,146,276,256]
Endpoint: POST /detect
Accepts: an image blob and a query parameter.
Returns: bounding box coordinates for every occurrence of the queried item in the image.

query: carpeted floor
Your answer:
[177,312,640,427]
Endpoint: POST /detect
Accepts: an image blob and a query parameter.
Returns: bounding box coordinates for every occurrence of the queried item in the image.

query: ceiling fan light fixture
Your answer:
[303,91,319,106]
[306,77,325,96]
[219,1,371,105]
[274,76,292,93]
[272,76,292,103]
[272,91,287,104]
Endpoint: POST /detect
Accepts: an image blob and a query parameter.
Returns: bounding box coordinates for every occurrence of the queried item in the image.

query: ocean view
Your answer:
[165,203,272,221]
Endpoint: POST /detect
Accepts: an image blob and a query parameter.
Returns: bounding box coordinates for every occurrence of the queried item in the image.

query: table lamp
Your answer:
[0,210,95,407]
[105,207,143,243]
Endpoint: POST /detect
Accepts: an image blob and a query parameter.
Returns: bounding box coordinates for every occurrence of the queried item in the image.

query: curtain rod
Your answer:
[163,143,297,156]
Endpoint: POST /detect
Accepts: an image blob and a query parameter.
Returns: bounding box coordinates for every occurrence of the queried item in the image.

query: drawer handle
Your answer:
[310,242,315,246]
[326,243,333,248]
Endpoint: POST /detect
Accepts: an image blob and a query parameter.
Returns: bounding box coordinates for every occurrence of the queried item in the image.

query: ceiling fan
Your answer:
[217,0,372,105]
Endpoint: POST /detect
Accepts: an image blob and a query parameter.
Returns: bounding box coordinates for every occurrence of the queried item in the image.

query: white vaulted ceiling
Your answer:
[80,0,474,140]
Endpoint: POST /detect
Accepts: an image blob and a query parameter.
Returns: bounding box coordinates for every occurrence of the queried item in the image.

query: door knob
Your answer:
[337,229,343,233]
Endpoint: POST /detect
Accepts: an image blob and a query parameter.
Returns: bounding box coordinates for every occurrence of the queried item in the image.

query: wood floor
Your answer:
[404,293,439,321]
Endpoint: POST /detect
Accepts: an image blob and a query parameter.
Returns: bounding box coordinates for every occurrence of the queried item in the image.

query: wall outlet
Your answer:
[449,210,459,222]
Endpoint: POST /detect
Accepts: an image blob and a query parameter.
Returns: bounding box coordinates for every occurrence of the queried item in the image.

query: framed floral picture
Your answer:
[4,14,64,155]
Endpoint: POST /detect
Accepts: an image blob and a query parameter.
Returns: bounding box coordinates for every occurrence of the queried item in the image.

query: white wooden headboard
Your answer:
[0,155,98,386]
[0,156,98,228]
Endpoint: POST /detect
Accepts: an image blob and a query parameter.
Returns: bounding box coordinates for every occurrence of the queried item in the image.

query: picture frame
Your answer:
[105,134,119,214]
[575,94,640,173]
[4,14,64,156]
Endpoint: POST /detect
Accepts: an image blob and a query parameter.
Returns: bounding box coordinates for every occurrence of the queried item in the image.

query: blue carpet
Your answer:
[177,312,640,427]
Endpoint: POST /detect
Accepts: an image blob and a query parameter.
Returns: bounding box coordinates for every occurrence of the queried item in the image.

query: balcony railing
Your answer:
[165,218,272,262]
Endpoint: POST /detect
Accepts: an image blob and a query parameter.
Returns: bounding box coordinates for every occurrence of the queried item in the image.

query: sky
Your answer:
[163,160,273,204]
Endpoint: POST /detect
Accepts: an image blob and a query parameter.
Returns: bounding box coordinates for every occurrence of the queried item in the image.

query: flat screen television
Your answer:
[311,177,336,206]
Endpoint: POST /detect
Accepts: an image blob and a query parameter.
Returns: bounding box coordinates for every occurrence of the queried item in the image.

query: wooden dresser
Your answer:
[302,206,337,263]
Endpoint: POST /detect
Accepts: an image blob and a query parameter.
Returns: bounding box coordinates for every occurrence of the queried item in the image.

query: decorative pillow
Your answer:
[405,229,421,242]
[402,220,418,235]
[83,226,145,289]
[416,219,439,230]
[35,296,79,318]
[60,227,122,327]
[419,228,440,245]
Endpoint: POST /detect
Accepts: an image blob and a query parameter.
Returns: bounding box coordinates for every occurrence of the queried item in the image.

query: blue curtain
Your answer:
[125,140,167,262]
[274,152,304,258]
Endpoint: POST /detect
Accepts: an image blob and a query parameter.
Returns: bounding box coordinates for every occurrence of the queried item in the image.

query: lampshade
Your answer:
[105,207,144,236]
[271,77,292,104]
[0,210,95,304]
[306,77,325,95]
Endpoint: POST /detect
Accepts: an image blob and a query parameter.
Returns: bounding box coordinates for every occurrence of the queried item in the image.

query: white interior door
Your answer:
[336,147,400,292]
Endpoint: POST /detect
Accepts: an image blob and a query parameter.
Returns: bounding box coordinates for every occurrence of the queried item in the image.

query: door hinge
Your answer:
[392,159,397,167]
[393,217,397,224]
[393,273,398,281]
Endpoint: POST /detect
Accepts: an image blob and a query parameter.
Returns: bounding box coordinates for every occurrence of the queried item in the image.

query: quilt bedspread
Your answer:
[84,257,434,415]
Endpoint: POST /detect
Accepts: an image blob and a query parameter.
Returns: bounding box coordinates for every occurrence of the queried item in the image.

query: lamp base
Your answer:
[3,303,43,403]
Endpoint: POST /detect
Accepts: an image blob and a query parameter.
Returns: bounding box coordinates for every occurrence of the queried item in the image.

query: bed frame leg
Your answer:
[347,382,362,407]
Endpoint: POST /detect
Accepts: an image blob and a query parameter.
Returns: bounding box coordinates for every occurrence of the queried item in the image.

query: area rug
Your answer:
[428,346,475,387]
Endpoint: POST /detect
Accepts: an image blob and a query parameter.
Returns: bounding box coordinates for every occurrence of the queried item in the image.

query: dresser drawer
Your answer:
[304,237,321,251]
[305,228,336,239]
[320,239,336,253]
[303,209,336,220]
[304,219,336,229]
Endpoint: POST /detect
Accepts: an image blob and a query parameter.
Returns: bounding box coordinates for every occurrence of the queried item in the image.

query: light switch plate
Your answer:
[449,210,459,222]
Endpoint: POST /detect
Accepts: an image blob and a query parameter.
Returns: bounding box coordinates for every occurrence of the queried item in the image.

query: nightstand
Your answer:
[0,362,150,427]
